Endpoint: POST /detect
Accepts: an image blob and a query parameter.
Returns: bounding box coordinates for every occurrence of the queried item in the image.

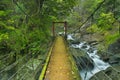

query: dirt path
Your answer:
[44,36,74,80]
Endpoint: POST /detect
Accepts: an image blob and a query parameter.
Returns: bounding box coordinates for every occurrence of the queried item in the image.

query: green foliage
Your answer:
[87,12,119,48]
[6,29,27,53]
[87,12,115,33]
[83,0,103,13]
[0,11,6,17]
[66,0,120,50]
[0,33,8,42]
[105,32,120,45]
[0,10,12,18]
[41,0,77,20]
[87,24,100,33]
[0,0,76,56]
[66,12,82,28]
[97,12,115,30]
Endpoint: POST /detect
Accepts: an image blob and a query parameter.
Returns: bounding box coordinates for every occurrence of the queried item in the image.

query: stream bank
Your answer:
[67,34,120,80]
[90,39,120,80]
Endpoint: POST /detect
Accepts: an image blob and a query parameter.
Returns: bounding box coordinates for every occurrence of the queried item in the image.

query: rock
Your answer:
[81,45,88,49]
[97,51,111,62]
[107,38,120,66]
[74,33,81,39]
[105,69,112,75]
[70,40,80,44]
[88,41,99,46]
[73,56,94,71]
[108,38,120,54]
[70,47,94,71]
[87,48,94,53]
[90,66,120,80]
[109,54,120,65]
[103,57,110,62]
[80,56,94,70]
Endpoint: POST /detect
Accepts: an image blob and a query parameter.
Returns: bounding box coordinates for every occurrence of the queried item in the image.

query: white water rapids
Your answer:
[67,34,110,80]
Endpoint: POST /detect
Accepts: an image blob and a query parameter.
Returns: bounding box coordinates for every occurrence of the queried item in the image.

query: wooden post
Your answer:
[64,21,67,39]
[52,21,67,37]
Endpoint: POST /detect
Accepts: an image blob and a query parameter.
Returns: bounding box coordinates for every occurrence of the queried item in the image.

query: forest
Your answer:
[0,0,120,80]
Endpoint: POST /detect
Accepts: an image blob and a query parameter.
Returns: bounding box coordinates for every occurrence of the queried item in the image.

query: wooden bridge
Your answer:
[1,21,119,80]
[39,22,81,80]
[39,36,81,80]
[0,21,82,80]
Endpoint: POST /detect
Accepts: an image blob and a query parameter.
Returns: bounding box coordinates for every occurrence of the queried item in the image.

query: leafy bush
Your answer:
[87,24,100,33]
[97,12,115,30]
[105,32,120,45]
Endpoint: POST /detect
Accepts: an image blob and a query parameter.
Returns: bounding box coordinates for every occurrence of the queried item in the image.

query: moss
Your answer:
[39,42,54,80]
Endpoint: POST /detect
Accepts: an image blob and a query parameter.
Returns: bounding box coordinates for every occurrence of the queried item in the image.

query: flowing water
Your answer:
[67,34,110,80]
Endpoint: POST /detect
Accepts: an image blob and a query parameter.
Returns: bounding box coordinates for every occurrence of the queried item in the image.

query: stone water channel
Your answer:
[67,34,110,80]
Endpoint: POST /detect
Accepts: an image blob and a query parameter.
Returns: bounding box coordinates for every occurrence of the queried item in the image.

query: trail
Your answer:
[44,36,74,80]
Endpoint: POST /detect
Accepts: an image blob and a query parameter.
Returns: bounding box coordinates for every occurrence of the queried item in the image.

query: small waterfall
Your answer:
[67,34,74,40]
[67,35,110,80]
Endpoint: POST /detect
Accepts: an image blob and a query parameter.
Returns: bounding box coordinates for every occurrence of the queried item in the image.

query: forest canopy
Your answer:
[0,0,77,55]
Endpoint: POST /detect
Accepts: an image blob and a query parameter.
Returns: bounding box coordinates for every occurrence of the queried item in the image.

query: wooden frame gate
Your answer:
[52,21,67,37]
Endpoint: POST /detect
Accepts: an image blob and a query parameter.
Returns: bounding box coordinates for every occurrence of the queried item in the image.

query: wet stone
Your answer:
[76,56,94,71]
[81,45,88,49]
[90,66,120,80]
[87,48,94,53]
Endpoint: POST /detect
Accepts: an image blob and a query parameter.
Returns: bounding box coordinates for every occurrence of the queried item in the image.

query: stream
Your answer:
[67,34,110,80]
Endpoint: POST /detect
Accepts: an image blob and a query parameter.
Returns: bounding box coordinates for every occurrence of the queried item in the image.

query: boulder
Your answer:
[70,47,94,71]
[109,54,120,65]
[77,56,94,70]
[72,55,94,71]
[88,41,99,46]
[90,66,120,80]
[108,38,120,54]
